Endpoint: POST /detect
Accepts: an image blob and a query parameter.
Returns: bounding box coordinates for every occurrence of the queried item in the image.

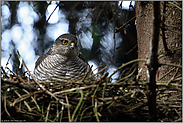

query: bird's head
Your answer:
[52,34,79,57]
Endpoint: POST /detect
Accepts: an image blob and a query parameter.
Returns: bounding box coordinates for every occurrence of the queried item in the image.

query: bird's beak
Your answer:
[70,42,75,50]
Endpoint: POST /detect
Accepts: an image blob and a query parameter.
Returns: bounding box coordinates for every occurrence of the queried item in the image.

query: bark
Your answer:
[135,1,182,121]
[135,2,153,81]
[136,1,182,81]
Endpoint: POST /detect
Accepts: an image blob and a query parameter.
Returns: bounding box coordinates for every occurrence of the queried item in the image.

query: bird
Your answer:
[33,33,91,83]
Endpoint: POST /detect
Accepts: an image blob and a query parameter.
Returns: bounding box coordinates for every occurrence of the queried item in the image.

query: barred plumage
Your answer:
[33,34,91,82]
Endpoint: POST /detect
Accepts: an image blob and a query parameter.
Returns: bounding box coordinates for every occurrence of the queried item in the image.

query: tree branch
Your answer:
[146,1,161,121]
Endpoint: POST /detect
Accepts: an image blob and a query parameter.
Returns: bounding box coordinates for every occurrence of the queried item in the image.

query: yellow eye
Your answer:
[62,40,68,45]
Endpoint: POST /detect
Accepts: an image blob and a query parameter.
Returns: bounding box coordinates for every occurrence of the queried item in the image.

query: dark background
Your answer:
[1,1,137,81]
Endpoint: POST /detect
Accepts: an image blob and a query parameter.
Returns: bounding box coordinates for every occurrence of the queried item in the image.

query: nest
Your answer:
[1,55,182,122]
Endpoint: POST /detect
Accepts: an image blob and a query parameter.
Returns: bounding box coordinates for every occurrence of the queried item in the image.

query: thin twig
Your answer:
[44,2,60,26]
[53,84,97,95]
[114,16,136,31]
[13,90,43,107]
[65,94,71,122]
[45,102,51,122]
[1,78,37,91]
[160,62,182,68]
[23,89,41,111]
[109,59,147,79]
[4,93,11,117]
[166,67,179,86]
[92,85,100,122]
[14,90,32,112]
[59,105,64,122]
[158,67,176,81]
[168,1,182,11]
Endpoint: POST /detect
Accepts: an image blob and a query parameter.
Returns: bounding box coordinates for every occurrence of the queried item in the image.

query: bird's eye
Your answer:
[62,40,68,45]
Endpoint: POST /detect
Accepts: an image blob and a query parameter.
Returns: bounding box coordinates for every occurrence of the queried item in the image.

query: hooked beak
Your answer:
[70,42,75,50]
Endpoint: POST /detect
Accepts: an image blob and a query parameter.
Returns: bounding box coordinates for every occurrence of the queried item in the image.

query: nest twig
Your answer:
[1,51,182,122]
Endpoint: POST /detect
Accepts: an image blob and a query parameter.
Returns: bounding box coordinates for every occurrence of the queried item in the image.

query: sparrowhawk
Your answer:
[33,34,91,82]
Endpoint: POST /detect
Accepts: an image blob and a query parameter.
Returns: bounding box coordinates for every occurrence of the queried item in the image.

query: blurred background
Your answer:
[1,1,137,82]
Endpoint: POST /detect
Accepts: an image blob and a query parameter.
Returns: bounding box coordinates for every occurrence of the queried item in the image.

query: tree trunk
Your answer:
[135,1,182,121]
[136,1,182,81]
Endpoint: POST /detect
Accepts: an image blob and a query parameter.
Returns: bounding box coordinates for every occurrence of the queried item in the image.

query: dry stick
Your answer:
[18,110,42,117]
[1,54,12,78]
[94,63,102,72]
[109,59,147,79]
[81,65,93,82]
[44,3,60,26]
[51,102,62,122]
[94,99,100,120]
[166,28,182,34]
[126,44,137,55]
[50,77,80,89]
[157,47,182,60]
[91,63,103,79]
[157,67,176,81]
[80,105,93,121]
[2,78,38,91]
[23,89,41,111]
[115,65,137,83]
[44,2,60,26]
[6,54,12,66]
[174,108,181,119]
[118,67,128,80]
[168,1,182,11]
[56,101,59,119]
[1,66,8,78]
[80,100,114,122]
[13,89,42,106]
[59,105,64,122]
[88,66,109,79]
[58,78,182,98]
[101,72,109,99]
[35,1,52,26]
[74,93,133,102]
[92,85,100,122]
[53,75,181,96]
[65,95,71,122]
[166,67,179,86]
[45,102,51,122]
[115,16,136,31]
[160,62,182,68]
[53,84,97,95]
[4,93,11,117]
[14,90,32,112]
[128,102,144,111]
[16,50,71,107]
[17,76,28,85]
[102,80,107,100]
[95,72,108,86]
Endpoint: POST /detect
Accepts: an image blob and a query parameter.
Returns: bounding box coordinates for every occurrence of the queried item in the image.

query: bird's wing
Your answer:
[34,47,54,69]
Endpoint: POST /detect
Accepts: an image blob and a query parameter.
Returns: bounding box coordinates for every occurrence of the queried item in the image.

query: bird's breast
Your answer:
[34,54,89,82]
